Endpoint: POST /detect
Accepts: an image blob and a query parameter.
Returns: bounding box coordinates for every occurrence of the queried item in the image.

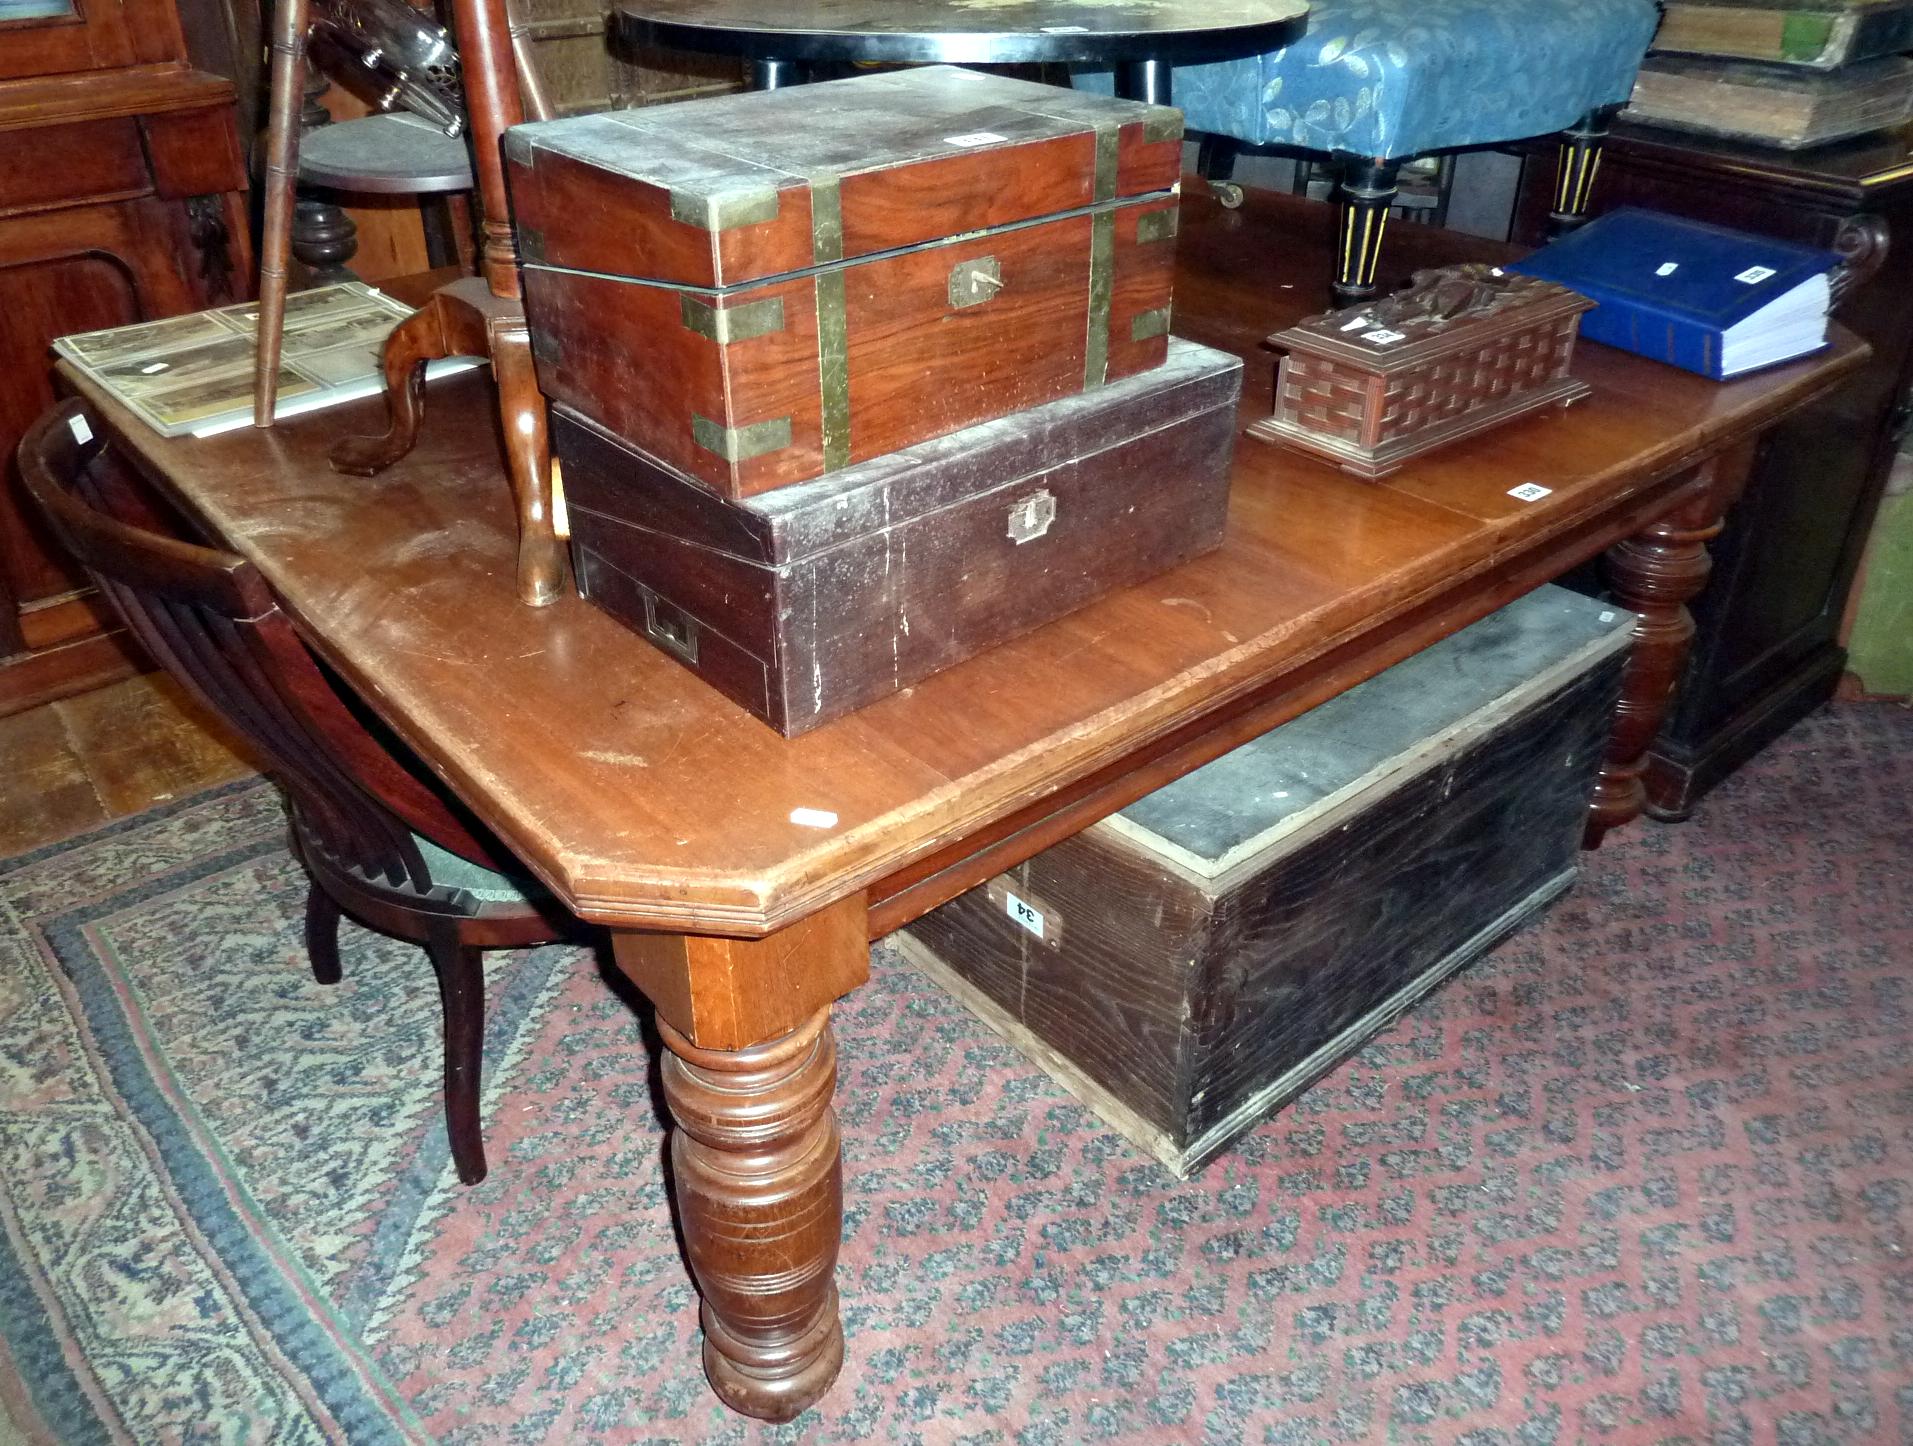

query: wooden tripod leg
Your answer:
[491,322,566,607]
[329,298,449,476]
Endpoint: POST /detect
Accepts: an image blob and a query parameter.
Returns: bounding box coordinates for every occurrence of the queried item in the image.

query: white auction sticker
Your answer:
[1508,482,1553,502]
[67,413,93,444]
[1655,262,1679,277]
[1003,890,1046,939]
[1735,265,1777,284]
[943,131,1008,148]
[1364,328,1407,346]
[788,807,838,829]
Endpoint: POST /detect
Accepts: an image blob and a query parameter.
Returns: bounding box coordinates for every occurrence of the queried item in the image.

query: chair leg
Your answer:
[1549,105,1620,237]
[1331,156,1401,309]
[305,884,343,985]
[425,922,489,1185]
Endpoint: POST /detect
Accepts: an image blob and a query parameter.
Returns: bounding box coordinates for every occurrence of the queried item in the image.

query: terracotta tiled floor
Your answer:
[0,673,255,856]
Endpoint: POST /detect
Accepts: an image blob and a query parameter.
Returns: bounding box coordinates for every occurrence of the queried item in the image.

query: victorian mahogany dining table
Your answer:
[58,188,1865,1422]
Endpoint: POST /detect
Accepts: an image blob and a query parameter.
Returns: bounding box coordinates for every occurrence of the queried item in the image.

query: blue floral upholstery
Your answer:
[1082,0,1659,160]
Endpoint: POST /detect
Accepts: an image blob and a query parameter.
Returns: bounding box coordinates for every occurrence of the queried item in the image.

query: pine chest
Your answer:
[556,339,1242,735]
[899,587,1634,1175]
[506,65,1183,501]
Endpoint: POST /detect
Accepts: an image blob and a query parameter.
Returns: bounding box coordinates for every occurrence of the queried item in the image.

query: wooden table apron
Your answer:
[57,189,1866,1423]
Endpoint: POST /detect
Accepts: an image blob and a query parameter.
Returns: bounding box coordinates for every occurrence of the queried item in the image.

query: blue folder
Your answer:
[1511,208,1838,379]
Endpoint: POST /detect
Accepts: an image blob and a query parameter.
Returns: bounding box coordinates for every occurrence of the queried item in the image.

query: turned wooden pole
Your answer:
[448,0,526,300]
[254,0,312,427]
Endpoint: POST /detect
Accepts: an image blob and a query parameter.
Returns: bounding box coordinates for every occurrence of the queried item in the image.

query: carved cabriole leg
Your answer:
[610,896,870,1422]
[1331,155,1401,309]
[329,295,453,477]
[1549,105,1620,237]
[330,279,563,607]
[489,321,566,606]
[660,1009,845,1422]
[1585,445,1756,848]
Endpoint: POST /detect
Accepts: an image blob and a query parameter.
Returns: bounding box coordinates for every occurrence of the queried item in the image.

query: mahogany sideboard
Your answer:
[55,188,1864,1422]
[1512,123,1913,817]
[0,0,251,718]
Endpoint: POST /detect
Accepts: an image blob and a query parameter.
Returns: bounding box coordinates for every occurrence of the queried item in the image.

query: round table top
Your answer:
[298,113,474,195]
[612,0,1307,66]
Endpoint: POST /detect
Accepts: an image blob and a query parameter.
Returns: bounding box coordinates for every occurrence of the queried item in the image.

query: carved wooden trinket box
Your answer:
[1250,264,1596,479]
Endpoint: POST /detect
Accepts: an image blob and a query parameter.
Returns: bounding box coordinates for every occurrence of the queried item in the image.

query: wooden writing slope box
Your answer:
[899,587,1634,1175]
[558,339,1242,735]
[1251,265,1594,480]
[505,65,1182,501]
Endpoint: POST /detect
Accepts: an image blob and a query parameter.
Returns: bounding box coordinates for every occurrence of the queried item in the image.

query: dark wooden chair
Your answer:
[18,398,580,1185]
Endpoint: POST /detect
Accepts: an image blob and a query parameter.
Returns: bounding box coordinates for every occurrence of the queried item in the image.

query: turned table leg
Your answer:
[660,1009,845,1420]
[1585,447,1756,848]
[611,896,870,1422]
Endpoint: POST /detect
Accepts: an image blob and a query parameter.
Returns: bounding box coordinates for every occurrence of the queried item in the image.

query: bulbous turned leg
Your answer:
[659,1008,846,1423]
[490,323,566,607]
[329,298,444,477]
[1585,488,1724,848]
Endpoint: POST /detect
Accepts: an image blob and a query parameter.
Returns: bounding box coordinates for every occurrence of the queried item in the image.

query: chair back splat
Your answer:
[18,400,514,893]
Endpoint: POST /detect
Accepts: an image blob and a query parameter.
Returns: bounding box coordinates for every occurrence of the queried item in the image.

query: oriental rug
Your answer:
[0,703,1909,1445]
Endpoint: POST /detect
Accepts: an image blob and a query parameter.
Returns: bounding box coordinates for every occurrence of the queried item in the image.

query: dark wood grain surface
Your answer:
[62,186,1867,938]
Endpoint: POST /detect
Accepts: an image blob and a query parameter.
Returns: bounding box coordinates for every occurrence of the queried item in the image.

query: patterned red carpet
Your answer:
[0,702,1907,1444]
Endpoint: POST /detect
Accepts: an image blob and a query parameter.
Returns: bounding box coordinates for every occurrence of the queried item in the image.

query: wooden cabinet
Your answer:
[0,0,251,716]
[1512,125,1913,816]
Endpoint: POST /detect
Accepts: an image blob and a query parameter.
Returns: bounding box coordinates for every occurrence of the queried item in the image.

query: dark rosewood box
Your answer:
[506,65,1182,501]
[556,339,1242,735]
[900,587,1633,1174]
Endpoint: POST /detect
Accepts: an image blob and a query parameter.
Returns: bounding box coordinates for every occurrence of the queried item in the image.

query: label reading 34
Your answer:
[1004,890,1046,939]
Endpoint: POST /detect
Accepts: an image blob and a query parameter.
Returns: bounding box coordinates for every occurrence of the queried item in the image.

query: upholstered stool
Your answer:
[1100,0,1659,306]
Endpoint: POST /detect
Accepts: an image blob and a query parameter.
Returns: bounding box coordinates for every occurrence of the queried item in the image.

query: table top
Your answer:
[65,189,1865,939]
[611,0,1308,65]
[299,113,474,195]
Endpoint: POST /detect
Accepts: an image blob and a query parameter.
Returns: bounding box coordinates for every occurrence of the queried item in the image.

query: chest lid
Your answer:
[1106,587,1635,880]
[504,65,1182,291]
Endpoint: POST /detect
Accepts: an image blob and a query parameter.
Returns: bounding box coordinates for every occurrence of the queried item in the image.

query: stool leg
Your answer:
[1331,156,1400,309]
[1113,59,1171,105]
[753,57,803,89]
[1198,134,1246,209]
[1549,105,1620,236]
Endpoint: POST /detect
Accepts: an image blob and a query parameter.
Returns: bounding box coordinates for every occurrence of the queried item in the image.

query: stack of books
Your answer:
[1513,208,1837,379]
[1627,0,1913,147]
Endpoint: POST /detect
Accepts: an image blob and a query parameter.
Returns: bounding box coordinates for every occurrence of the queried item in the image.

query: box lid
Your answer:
[1106,587,1635,879]
[504,65,1182,291]
[557,336,1241,565]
